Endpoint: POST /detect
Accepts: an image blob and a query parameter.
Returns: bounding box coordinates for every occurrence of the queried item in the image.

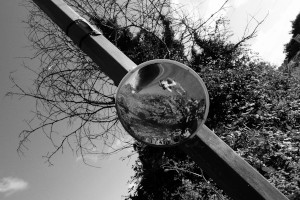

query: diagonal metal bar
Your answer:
[32,0,136,85]
[181,125,288,200]
[31,0,288,199]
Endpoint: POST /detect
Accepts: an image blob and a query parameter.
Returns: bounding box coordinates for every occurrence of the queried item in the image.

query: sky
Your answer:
[0,0,299,200]
[0,1,136,200]
[174,0,300,66]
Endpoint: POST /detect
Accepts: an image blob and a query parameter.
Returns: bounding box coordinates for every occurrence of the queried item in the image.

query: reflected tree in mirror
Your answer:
[116,59,209,146]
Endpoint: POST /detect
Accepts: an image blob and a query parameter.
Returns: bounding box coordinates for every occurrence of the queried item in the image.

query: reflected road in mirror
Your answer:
[116,59,209,147]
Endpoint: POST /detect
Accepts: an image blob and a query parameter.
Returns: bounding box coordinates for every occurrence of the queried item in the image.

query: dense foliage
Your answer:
[124,13,300,200]
[284,12,300,62]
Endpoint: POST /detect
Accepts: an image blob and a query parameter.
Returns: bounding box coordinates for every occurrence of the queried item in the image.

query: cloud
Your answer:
[0,177,29,197]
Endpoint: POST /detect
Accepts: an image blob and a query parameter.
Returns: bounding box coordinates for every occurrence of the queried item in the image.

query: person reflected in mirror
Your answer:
[159,78,186,96]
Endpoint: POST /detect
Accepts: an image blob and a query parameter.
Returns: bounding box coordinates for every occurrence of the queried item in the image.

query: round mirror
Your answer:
[115,59,209,147]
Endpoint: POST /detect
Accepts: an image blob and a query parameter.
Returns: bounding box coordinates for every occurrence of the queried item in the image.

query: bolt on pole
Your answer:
[31,0,288,199]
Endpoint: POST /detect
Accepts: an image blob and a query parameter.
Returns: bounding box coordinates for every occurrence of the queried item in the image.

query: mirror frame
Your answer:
[115,59,210,147]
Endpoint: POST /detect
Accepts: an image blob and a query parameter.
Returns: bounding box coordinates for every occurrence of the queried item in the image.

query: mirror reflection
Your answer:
[116,59,209,146]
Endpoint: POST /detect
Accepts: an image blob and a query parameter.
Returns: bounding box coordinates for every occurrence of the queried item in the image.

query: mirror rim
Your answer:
[116,59,210,147]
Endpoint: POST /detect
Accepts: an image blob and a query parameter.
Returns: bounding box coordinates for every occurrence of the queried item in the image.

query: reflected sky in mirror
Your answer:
[116,60,209,147]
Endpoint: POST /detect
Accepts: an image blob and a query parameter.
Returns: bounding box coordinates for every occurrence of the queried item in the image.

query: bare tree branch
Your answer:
[11,0,265,166]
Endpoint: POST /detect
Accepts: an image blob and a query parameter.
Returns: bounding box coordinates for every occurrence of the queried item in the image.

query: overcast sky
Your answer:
[0,0,300,200]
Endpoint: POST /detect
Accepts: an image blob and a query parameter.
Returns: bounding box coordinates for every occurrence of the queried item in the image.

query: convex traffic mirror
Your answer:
[116,59,209,147]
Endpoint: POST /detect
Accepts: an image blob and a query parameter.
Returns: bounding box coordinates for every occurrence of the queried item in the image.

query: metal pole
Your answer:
[31,0,288,199]
[181,125,288,200]
[32,0,136,85]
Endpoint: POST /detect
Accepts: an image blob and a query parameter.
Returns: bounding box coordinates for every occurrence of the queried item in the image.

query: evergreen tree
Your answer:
[284,12,300,62]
